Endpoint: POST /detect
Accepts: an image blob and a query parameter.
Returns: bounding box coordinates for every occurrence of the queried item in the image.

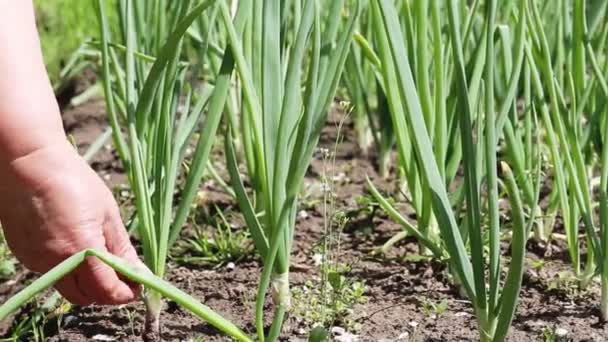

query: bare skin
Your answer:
[0,0,142,305]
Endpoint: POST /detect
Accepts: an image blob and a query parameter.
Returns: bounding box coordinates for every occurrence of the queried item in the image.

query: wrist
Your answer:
[0,108,66,164]
[0,139,77,194]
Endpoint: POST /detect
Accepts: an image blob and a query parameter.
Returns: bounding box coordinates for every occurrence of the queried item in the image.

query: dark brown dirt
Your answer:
[62,97,128,188]
[2,100,608,341]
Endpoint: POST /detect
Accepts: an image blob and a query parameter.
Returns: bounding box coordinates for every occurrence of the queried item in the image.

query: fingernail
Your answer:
[113,282,136,303]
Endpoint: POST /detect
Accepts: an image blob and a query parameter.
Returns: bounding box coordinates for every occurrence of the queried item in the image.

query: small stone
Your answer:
[332,172,347,182]
[527,320,547,328]
[298,210,309,219]
[408,321,419,328]
[331,326,359,341]
[398,332,410,339]
[63,315,78,327]
[92,334,116,341]
[455,312,470,317]
[226,262,236,271]
[334,332,358,342]
[331,327,346,336]
[555,328,568,337]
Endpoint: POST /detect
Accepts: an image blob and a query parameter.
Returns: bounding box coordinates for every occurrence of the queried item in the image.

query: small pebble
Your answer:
[63,315,78,327]
[92,334,116,341]
[298,210,309,219]
[331,326,359,341]
[334,332,358,342]
[398,332,410,339]
[226,262,235,271]
[527,320,547,328]
[555,328,568,337]
[332,172,347,182]
[331,327,346,335]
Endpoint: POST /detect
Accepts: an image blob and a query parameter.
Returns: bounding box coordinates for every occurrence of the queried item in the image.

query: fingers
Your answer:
[56,201,143,306]
[102,199,144,297]
[55,275,93,306]
[72,256,138,305]
[102,202,140,265]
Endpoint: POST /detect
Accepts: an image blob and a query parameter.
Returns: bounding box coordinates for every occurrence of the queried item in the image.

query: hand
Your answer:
[0,141,141,305]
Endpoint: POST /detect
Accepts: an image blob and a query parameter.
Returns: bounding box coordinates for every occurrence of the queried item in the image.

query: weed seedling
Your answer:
[176,207,252,267]
[293,115,367,332]
[0,231,15,280]
[420,297,449,319]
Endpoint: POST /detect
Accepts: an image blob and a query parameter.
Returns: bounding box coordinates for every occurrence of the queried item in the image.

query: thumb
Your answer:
[103,202,142,266]
[103,202,145,295]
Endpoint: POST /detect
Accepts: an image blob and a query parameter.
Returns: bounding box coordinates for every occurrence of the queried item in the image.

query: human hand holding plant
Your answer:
[0,141,142,305]
[0,0,141,307]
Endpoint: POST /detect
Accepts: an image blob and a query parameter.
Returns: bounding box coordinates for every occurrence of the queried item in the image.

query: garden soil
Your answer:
[2,98,608,341]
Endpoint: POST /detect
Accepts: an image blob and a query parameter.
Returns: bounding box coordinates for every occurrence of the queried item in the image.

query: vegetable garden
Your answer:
[2,0,608,340]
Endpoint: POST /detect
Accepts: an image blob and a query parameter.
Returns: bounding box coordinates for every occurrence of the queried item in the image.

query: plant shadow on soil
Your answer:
[1,97,608,341]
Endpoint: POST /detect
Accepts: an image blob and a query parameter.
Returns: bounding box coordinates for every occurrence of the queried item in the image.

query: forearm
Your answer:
[0,0,65,163]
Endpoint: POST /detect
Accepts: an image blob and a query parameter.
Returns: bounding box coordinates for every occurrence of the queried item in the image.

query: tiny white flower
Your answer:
[320,182,331,193]
[312,253,324,266]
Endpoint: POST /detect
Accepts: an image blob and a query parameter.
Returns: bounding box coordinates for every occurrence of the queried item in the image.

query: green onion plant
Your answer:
[220,0,359,340]
[343,3,395,176]
[355,0,526,255]
[524,0,608,317]
[359,0,525,257]
[367,1,535,340]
